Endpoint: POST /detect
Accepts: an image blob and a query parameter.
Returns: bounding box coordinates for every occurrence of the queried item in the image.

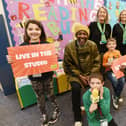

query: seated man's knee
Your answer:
[71,81,81,92]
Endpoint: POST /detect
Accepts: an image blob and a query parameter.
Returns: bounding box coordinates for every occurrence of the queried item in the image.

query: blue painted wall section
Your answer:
[0,15,15,95]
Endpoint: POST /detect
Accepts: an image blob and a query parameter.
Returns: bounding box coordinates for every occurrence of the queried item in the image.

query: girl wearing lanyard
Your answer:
[112,9,126,55]
[7,19,60,126]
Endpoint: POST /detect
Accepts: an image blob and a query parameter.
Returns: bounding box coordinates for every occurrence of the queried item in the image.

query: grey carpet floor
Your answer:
[0,80,126,126]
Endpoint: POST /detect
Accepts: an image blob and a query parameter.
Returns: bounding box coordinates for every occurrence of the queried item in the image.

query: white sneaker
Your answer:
[80,106,85,111]
[74,121,82,126]
[118,97,123,103]
[112,95,119,110]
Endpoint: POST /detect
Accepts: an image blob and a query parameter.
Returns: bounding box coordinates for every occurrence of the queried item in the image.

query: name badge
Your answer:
[100,119,108,126]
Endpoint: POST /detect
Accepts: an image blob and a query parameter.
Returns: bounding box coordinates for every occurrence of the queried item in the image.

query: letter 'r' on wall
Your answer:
[18,2,30,20]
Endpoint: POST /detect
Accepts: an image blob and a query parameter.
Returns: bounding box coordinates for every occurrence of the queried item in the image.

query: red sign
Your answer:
[111,55,126,79]
[8,44,58,77]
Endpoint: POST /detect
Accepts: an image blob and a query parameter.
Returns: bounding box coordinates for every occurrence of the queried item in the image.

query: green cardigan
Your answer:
[63,40,100,85]
[83,87,112,126]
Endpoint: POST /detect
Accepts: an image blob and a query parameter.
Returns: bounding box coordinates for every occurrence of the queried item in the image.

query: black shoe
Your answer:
[41,114,48,126]
[49,108,60,124]
[112,95,119,110]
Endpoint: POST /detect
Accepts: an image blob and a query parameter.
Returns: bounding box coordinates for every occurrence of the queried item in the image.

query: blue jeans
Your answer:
[106,71,125,97]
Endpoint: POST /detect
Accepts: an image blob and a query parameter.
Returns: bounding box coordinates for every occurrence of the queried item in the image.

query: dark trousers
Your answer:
[31,75,58,115]
[70,81,82,121]
[109,118,118,126]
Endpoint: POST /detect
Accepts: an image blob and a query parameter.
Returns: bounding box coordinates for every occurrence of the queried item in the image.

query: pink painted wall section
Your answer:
[4,0,104,59]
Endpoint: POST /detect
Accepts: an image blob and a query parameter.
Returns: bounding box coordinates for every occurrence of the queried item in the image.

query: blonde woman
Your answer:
[89,6,111,54]
[112,9,126,55]
[89,7,111,75]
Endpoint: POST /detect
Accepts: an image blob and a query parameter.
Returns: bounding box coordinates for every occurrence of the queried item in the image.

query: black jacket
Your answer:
[112,23,126,55]
[89,22,111,53]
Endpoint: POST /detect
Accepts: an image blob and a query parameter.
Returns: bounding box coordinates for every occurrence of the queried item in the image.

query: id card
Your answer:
[100,119,108,126]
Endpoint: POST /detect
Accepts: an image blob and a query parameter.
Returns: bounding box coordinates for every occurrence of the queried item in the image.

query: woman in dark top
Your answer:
[89,7,111,75]
[112,9,126,55]
[89,6,111,54]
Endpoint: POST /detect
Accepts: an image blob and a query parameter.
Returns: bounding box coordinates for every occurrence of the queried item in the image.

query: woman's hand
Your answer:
[6,55,14,64]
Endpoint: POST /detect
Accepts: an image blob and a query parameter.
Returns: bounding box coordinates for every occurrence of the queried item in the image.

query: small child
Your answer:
[83,73,118,126]
[7,19,60,126]
[103,38,126,109]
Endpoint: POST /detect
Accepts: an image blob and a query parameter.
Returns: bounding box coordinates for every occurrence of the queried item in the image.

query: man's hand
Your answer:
[79,75,89,86]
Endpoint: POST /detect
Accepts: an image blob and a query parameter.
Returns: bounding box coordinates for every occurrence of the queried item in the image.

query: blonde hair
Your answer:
[96,6,109,23]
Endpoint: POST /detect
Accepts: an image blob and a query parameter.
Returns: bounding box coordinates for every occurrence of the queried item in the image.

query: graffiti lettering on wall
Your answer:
[105,0,126,27]
[3,0,110,59]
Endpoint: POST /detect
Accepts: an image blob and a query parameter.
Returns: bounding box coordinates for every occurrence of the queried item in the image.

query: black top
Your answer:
[112,23,126,55]
[89,22,111,53]
[20,41,53,81]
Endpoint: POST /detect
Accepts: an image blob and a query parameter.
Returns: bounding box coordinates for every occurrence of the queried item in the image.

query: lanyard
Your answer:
[96,105,104,120]
[29,40,41,45]
[97,22,107,44]
[97,22,105,34]
[98,105,102,116]
[119,23,126,31]
[119,23,126,44]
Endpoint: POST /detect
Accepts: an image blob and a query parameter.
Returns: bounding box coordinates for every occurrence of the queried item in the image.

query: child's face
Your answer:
[106,41,116,51]
[89,78,103,91]
[76,30,88,45]
[26,23,41,41]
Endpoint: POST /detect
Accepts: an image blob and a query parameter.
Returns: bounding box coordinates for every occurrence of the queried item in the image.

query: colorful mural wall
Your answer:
[2,0,126,59]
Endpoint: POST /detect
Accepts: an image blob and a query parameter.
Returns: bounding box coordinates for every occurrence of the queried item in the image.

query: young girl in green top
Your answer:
[83,73,118,126]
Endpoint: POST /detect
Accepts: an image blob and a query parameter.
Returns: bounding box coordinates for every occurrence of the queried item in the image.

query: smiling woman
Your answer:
[89,6,111,54]
[88,6,111,75]
[112,9,126,55]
